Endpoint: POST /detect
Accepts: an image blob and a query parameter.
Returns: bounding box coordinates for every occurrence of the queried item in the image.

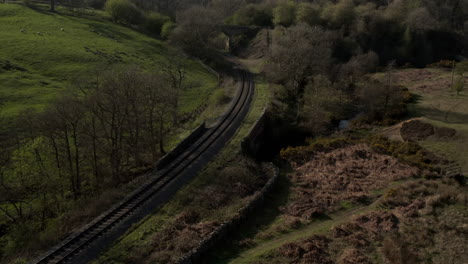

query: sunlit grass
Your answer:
[0,3,217,121]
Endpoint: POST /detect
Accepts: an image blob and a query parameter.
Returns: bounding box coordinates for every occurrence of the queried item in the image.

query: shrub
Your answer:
[144,12,170,36]
[105,0,142,25]
[365,135,433,169]
[160,21,176,39]
[228,4,273,27]
[88,0,107,9]
[273,1,296,27]
[455,61,468,74]
[280,137,351,165]
[428,60,455,68]
[296,3,321,26]
[213,88,230,106]
[321,0,355,29]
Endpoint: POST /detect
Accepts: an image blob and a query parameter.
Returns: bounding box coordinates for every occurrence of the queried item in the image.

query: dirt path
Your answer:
[225,180,410,264]
[227,205,368,264]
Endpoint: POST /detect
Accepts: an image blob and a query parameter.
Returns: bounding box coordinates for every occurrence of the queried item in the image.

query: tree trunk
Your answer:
[64,129,78,200]
[50,0,55,12]
[91,117,100,189]
[72,125,81,196]
[50,137,64,199]
[159,118,166,155]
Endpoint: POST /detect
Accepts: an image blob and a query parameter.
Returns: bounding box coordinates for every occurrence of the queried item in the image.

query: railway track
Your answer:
[31,63,254,264]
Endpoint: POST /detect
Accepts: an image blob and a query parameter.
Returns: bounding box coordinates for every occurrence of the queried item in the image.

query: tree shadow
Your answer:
[84,21,135,41]
[204,169,293,264]
[413,106,468,124]
[21,2,55,16]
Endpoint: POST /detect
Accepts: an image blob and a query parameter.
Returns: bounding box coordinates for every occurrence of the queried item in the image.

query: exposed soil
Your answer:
[284,144,420,220]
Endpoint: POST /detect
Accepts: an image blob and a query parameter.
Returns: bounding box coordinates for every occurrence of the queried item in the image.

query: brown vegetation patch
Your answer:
[278,180,466,264]
[337,248,372,264]
[284,144,419,220]
[332,211,400,242]
[352,211,400,239]
[393,69,436,84]
[384,119,457,142]
[434,126,457,138]
[278,235,333,264]
[400,120,435,141]
[145,210,219,263]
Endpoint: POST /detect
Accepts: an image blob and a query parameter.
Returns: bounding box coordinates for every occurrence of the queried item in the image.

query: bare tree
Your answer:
[160,52,187,126]
[170,5,221,57]
[268,24,333,103]
[300,75,351,135]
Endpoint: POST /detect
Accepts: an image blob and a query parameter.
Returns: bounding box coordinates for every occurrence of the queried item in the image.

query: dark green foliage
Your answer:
[296,3,321,26]
[273,1,296,27]
[366,135,434,169]
[227,4,273,27]
[105,0,142,25]
[160,21,176,39]
[144,12,170,36]
[280,137,351,165]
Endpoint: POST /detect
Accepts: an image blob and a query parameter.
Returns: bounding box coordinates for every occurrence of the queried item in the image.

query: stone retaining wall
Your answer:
[176,163,279,264]
[156,122,207,170]
[241,109,268,158]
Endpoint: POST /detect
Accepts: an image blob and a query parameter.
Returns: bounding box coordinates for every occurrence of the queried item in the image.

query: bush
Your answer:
[213,88,230,106]
[322,0,355,29]
[144,12,170,36]
[366,135,433,169]
[228,4,273,27]
[161,21,176,39]
[280,137,351,165]
[273,1,296,27]
[428,60,455,68]
[296,3,321,26]
[88,0,107,9]
[105,0,142,25]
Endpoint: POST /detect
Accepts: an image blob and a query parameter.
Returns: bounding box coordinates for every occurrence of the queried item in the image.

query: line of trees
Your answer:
[0,64,188,258]
[224,0,466,67]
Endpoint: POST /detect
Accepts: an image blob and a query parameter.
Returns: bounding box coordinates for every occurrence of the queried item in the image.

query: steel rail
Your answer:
[31,68,254,264]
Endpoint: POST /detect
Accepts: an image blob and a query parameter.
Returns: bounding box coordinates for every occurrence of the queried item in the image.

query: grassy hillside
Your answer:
[375,68,468,173]
[0,3,217,120]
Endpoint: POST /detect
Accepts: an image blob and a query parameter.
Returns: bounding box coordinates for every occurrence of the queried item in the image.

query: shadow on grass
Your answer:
[204,167,292,264]
[84,21,135,41]
[22,2,55,16]
[414,105,468,124]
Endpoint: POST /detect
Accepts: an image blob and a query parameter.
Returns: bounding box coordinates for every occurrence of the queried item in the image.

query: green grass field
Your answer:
[0,3,217,120]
